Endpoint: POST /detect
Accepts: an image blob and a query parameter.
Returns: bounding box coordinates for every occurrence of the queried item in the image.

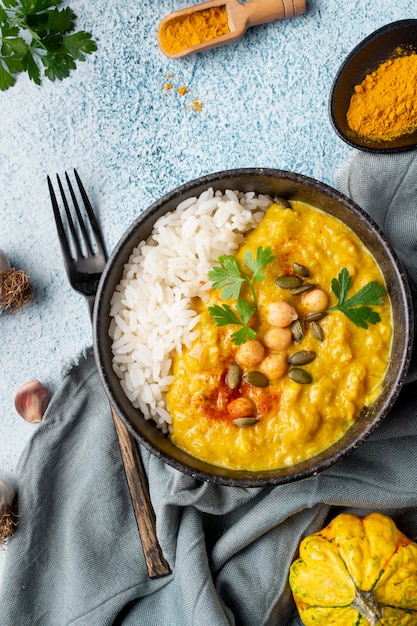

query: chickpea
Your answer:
[259,354,287,380]
[227,397,256,419]
[235,340,265,368]
[301,288,329,313]
[263,327,292,351]
[266,301,298,327]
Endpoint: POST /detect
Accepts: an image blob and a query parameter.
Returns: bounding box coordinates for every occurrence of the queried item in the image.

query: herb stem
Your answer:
[249,281,258,310]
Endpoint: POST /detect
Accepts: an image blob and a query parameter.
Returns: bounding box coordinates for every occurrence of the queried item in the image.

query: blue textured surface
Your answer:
[0,0,415,576]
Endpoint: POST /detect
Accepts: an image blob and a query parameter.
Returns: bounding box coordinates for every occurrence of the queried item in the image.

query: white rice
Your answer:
[109,187,273,432]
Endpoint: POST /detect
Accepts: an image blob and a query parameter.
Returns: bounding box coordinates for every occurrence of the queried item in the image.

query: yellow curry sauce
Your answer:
[167,201,392,471]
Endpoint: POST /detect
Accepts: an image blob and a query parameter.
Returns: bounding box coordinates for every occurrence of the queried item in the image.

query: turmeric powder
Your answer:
[159,6,230,55]
[346,51,417,141]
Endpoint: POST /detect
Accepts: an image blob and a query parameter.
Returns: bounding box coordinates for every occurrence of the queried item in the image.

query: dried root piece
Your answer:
[0,477,17,547]
[0,267,32,313]
[0,504,17,548]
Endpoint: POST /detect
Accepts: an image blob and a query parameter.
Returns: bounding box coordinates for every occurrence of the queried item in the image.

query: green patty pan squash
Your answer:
[289,512,417,625]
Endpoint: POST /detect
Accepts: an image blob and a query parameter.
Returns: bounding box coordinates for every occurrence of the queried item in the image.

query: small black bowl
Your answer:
[330,19,417,153]
[93,169,413,487]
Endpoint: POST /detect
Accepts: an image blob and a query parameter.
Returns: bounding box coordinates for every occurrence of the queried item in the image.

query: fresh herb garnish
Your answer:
[328,268,385,328]
[208,246,275,308]
[208,246,275,345]
[208,300,257,345]
[0,0,97,91]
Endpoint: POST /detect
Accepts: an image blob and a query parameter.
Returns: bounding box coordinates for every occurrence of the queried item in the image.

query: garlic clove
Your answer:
[14,379,51,423]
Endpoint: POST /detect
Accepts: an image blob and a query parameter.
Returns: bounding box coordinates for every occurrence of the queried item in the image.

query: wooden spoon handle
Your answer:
[244,0,306,27]
[111,405,171,578]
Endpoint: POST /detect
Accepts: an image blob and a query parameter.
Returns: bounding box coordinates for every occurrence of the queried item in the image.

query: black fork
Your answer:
[48,170,171,578]
[47,170,106,316]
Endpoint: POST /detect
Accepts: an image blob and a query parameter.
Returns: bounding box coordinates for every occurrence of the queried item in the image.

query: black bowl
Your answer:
[93,169,413,487]
[330,19,417,153]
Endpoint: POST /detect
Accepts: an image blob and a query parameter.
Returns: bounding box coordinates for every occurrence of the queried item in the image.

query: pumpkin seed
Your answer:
[288,367,313,384]
[226,362,242,389]
[274,196,292,209]
[292,262,310,277]
[291,283,318,295]
[233,417,259,427]
[243,371,269,387]
[288,350,316,365]
[305,311,328,322]
[311,321,324,342]
[275,275,303,289]
[291,318,305,343]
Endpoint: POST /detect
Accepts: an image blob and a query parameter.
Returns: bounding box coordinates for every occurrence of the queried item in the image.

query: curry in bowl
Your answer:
[94,169,411,486]
[108,186,391,472]
[168,199,391,471]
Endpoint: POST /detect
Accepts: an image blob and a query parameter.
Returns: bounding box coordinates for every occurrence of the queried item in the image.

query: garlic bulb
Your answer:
[15,379,51,423]
[0,248,32,314]
[0,476,16,547]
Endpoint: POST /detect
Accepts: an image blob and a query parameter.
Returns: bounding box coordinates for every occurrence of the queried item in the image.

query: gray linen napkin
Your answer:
[1,152,417,626]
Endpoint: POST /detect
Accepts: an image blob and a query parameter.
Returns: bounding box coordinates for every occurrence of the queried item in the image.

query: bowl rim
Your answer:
[93,168,414,487]
[329,18,417,153]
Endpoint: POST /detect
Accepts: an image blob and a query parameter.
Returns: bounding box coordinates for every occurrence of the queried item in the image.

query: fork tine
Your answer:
[67,171,93,255]
[49,170,107,261]
[47,175,73,262]
[73,169,107,257]
[57,173,85,259]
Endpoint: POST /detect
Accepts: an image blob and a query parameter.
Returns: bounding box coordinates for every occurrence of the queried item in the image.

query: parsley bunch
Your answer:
[0,0,97,91]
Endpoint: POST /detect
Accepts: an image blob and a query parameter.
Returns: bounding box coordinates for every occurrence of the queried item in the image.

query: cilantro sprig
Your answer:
[0,0,97,90]
[208,246,275,345]
[328,268,385,328]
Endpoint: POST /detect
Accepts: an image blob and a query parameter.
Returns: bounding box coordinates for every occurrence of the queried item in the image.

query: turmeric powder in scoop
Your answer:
[347,51,417,141]
[159,5,230,55]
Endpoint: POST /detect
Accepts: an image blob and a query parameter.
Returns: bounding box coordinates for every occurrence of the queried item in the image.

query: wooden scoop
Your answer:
[158,0,306,59]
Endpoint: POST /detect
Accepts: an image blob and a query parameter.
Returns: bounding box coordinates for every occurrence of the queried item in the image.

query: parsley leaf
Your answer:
[0,0,96,90]
[0,62,16,89]
[328,268,385,329]
[208,246,275,310]
[208,300,257,345]
[208,255,246,302]
[208,246,275,344]
[242,246,275,283]
[62,30,97,61]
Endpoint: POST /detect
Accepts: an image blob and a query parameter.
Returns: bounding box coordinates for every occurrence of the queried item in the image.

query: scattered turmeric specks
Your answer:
[191,100,202,112]
[161,73,203,112]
